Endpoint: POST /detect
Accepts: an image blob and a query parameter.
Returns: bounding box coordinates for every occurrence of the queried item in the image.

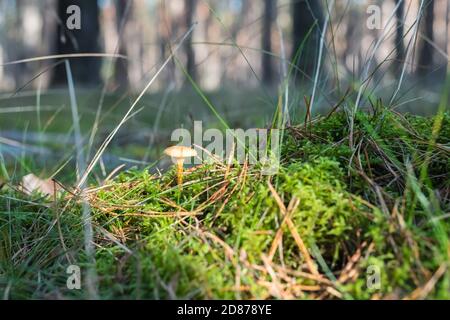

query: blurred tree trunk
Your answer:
[184,0,197,81]
[393,0,405,75]
[291,0,323,80]
[262,0,276,85]
[114,0,129,90]
[220,1,249,84]
[417,0,435,78]
[12,0,26,87]
[446,0,449,72]
[51,0,101,86]
[342,5,362,75]
[158,2,176,85]
[230,1,249,40]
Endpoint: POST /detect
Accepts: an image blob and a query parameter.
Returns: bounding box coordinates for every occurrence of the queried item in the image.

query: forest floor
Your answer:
[1,102,449,299]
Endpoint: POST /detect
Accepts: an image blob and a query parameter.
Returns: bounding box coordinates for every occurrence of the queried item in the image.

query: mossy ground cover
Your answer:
[0,107,449,299]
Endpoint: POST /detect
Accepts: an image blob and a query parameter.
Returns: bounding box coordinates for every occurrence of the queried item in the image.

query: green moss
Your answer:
[1,108,449,299]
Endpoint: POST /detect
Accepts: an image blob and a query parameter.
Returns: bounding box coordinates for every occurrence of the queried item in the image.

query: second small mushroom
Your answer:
[164,145,198,187]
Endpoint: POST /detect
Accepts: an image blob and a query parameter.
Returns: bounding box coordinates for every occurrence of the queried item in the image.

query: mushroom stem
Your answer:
[164,146,196,189]
[176,159,184,187]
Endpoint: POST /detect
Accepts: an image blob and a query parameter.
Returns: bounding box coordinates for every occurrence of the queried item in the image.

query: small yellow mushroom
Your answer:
[164,145,197,187]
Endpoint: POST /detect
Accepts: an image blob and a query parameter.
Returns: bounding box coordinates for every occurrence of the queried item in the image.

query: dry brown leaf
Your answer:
[20,173,61,197]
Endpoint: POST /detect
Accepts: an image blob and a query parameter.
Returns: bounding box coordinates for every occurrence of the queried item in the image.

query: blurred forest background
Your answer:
[0,0,448,93]
[0,0,449,172]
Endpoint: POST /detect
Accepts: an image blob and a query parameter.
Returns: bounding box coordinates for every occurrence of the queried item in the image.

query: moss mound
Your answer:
[1,109,449,299]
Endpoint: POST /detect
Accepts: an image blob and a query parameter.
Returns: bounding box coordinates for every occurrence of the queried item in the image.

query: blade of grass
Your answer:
[65,59,98,299]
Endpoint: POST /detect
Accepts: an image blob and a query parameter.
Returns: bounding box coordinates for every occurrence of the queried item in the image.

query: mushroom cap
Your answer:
[164,145,197,159]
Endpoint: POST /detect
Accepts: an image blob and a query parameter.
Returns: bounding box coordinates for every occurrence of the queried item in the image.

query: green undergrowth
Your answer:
[1,108,449,299]
[92,157,366,299]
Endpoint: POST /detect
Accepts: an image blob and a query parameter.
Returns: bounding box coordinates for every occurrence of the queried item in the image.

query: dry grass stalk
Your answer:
[267,179,319,276]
